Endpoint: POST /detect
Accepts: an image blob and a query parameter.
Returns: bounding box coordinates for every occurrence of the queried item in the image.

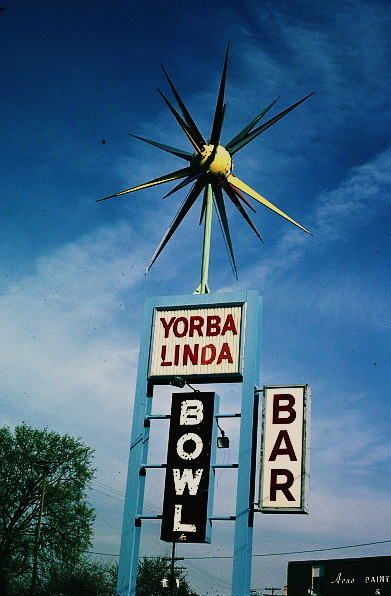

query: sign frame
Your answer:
[146,296,248,385]
[161,391,217,543]
[116,290,261,596]
[257,384,311,514]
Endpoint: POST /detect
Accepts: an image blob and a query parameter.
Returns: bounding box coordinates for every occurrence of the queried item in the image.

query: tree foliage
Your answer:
[0,424,95,595]
[44,558,117,595]
[136,556,196,596]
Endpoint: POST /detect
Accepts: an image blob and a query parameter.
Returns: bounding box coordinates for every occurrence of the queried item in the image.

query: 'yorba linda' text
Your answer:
[149,307,243,376]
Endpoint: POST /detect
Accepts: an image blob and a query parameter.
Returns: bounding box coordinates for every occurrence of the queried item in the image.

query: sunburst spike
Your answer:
[199,192,207,225]
[228,182,256,213]
[209,43,230,145]
[226,97,280,149]
[230,92,315,155]
[129,134,192,160]
[212,182,237,279]
[159,62,206,146]
[228,174,312,234]
[97,167,192,202]
[222,179,263,241]
[163,172,205,199]
[158,89,203,153]
[210,103,227,149]
[145,179,205,273]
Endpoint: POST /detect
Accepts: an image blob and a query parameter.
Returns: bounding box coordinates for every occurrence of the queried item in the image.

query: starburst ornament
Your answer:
[98,44,313,293]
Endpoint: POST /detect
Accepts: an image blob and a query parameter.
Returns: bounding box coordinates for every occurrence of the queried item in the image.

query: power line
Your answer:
[88,538,391,560]
[89,551,119,557]
[93,480,124,496]
[90,486,124,501]
[183,539,391,560]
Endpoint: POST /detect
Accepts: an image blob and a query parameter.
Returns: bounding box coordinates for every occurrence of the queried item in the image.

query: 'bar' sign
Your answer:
[161,392,215,543]
[259,385,310,514]
[149,305,243,379]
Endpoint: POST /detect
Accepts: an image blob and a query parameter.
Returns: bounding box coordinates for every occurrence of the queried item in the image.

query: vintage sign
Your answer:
[161,392,215,543]
[258,385,310,513]
[149,305,243,379]
[288,556,391,596]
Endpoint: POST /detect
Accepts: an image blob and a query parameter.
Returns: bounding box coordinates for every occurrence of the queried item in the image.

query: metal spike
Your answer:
[163,172,205,199]
[97,167,192,202]
[209,43,230,145]
[145,179,205,273]
[228,174,312,234]
[160,62,206,146]
[222,179,263,241]
[212,182,238,279]
[158,89,203,153]
[226,97,279,149]
[129,134,192,160]
[230,92,315,155]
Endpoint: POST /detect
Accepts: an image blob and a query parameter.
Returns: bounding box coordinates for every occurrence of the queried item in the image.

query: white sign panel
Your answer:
[149,305,243,378]
[259,385,310,513]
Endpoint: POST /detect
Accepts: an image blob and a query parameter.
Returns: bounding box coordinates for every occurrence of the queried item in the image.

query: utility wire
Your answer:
[183,539,391,560]
[88,538,391,559]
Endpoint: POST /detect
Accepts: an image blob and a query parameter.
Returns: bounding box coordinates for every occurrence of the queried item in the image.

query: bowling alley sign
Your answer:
[149,304,243,380]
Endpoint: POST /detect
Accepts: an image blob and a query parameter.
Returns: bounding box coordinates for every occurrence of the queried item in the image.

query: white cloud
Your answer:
[235,146,390,298]
[1,222,147,444]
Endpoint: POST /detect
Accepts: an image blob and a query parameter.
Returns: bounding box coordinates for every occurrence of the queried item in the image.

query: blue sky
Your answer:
[1,0,390,593]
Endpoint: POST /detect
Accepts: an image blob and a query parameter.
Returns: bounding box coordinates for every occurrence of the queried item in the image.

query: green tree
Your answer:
[0,424,95,595]
[44,557,117,595]
[136,556,195,596]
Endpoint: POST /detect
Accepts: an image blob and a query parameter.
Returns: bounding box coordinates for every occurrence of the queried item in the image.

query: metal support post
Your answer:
[232,293,261,596]
[197,183,213,294]
[116,301,156,596]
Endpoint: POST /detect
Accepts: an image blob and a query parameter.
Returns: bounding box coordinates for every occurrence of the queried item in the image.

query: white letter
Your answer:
[176,433,203,460]
[180,400,203,425]
[173,469,203,495]
[331,573,342,584]
[173,504,196,532]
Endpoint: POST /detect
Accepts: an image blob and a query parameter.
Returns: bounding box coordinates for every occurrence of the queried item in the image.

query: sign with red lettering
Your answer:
[149,305,243,379]
[161,392,215,543]
[258,385,310,513]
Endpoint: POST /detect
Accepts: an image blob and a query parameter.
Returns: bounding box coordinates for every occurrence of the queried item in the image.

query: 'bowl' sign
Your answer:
[149,305,243,379]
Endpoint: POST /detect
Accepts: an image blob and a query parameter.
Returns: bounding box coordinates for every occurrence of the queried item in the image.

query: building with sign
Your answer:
[287,556,391,596]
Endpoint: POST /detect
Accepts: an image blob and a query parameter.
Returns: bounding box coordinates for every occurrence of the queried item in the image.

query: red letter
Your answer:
[221,314,238,335]
[269,430,297,461]
[206,316,221,336]
[269,469,295,502]
[160,345,172,367]
[201,344,216,365]
[216,342,233,365]
[189,316,204,337]
[183,344,199,365]
[173,317,188,338]
[173,344,180,366]
[161,317,175,339]
[273,394,296,424]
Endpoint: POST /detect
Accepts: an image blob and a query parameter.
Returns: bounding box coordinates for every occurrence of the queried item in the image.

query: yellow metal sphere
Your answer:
[192,144,232,176]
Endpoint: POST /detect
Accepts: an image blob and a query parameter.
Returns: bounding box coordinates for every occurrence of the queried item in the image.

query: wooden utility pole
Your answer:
[30,469,48,596]
[162,542,184,596]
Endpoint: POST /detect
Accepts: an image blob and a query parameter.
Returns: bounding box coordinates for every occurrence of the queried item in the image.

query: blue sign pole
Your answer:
[232,291,261,595]
[116,298,156,596]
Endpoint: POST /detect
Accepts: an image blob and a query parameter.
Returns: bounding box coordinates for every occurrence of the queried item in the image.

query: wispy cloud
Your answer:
[1,223,146,442]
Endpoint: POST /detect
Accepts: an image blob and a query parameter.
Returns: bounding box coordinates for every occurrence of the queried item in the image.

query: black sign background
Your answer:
[161,392,215,543]
[288,556,391,596]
